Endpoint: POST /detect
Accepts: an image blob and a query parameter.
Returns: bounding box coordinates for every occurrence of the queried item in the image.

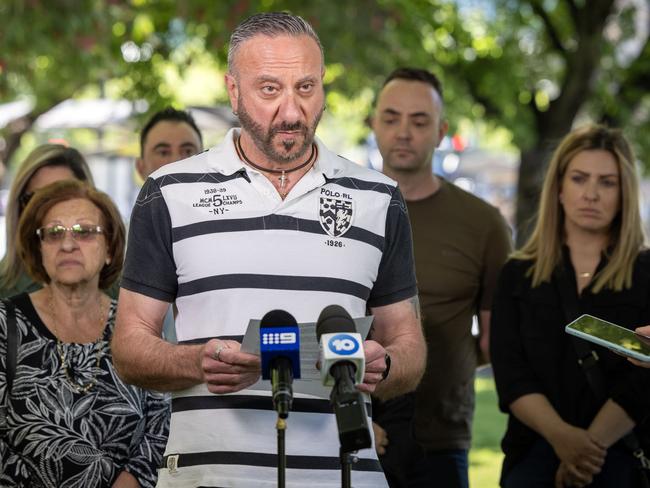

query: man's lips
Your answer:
[391,147,414,154]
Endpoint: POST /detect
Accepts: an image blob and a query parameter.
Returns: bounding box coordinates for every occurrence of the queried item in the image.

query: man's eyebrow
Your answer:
[255,75,281,84]
[381,108,401,116]
[151,142,171,151]
[296,75,319,84]
[381,108,430,118]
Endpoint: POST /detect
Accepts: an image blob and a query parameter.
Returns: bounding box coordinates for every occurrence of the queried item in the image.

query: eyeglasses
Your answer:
[36,224,104,243]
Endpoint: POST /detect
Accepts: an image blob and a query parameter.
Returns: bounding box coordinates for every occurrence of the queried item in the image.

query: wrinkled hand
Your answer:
[554,461,594,488]
[550,424,605,477]
[202,339,261,394]
[357,340,388,394]
[372,421,389,456]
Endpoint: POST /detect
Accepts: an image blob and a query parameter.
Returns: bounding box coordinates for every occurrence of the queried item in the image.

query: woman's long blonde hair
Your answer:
[0,144,94,291]
[513,125,645,293]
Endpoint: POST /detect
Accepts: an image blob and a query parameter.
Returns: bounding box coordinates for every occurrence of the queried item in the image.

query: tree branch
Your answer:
[530,0,566,54]
[565,0,580,25]
[463,71,503,120]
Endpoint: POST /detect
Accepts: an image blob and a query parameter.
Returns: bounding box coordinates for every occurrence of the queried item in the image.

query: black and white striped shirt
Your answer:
[122,129,416,487]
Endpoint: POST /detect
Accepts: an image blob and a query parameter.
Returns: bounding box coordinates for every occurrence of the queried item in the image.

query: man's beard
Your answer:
[237,96,324,164]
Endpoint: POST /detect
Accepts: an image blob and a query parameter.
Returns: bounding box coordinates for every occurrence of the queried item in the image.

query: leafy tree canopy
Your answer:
[1,0,647,236]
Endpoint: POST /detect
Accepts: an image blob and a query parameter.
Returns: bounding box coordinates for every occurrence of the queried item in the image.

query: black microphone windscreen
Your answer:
[316,305,356,340]
[261,309,298,328]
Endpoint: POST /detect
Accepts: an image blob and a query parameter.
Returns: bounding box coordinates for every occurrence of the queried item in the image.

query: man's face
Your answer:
[137,120,202,179]
[225,34,325,165]
[372,79,448,174]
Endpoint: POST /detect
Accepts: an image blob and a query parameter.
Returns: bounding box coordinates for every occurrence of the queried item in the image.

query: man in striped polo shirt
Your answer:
[113,12,426,488]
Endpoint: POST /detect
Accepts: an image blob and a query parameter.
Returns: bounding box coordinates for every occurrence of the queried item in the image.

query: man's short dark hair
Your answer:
[140,107,203,155]
[382,67,444,100]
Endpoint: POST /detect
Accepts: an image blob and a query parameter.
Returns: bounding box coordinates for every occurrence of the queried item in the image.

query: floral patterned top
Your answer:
[0,293,170,488]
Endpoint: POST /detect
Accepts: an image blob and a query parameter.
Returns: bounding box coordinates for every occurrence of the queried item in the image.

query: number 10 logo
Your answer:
[328,334,360,355]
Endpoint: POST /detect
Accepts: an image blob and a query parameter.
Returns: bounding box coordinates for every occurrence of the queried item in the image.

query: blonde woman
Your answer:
[0,144,94,297]
[490,125,650,487]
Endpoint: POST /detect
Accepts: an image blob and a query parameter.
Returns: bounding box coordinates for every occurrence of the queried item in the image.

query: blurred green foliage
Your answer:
[0,0,648,228]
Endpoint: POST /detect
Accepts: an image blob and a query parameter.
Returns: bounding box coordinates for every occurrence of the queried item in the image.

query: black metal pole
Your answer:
[277,416,286,488]
[340,448,352,488]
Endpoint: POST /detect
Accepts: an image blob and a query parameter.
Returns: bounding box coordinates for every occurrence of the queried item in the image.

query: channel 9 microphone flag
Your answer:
[259,310,300,419]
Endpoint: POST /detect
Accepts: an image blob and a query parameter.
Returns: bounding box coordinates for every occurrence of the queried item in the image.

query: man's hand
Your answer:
[357,339,388,395]
[549,424,605,477]
[372,421,389,456]
[201,339,261,394]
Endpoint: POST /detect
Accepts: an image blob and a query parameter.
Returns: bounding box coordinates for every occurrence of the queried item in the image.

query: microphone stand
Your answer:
[330,365,370,488]
[271,360,293,488]
[276,416,287,488]
[340,447,355,488]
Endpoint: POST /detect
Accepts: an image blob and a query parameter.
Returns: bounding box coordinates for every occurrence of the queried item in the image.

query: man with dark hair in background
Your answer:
[136,107,203,180]
[113,14,426,488]
[371,67,512,488]
[135,107,204,343]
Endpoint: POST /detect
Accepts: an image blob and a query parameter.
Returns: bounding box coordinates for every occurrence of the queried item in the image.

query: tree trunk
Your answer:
[515,145,554,246]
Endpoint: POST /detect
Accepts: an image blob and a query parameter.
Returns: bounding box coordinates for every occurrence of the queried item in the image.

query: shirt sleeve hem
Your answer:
[497,384,544,413]
[121,278,175,303]
[368,285,418,308]
[611,393,650,425]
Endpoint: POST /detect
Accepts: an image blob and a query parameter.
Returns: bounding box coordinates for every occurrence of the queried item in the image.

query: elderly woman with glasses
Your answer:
[0,180,169,488]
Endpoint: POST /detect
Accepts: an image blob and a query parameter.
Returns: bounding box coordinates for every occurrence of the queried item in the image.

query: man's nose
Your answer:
[396,120,412,140]
[278,93,302,123]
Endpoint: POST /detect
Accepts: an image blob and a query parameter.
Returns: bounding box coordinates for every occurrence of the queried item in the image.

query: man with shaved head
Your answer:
[113,13,425,487]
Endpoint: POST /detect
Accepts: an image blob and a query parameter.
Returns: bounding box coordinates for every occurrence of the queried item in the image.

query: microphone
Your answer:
[317,305,371,452]
[260,310,301,419]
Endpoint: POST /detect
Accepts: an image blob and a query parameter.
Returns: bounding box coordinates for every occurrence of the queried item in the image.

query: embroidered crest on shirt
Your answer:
[319,195,354,237]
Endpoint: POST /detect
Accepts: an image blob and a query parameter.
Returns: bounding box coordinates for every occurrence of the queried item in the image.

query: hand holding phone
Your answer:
[565,315,650,363]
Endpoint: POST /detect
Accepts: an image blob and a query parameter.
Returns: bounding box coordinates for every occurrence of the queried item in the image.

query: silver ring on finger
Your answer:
[213,343,227,362]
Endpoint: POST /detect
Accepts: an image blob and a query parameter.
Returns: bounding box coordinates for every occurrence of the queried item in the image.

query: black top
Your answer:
[0,293,170,488]
[490,249,650,476]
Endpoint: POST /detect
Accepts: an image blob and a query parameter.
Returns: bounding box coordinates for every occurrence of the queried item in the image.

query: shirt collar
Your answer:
[216,127,346,180]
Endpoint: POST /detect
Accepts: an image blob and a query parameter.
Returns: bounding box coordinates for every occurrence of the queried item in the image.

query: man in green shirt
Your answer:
[371,67,512,488]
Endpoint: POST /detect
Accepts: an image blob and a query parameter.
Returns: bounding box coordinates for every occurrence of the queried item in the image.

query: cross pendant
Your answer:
[279,172,287,192]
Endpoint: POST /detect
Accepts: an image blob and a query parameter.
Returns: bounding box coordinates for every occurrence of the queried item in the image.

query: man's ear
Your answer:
[437,119,450,148]
[440,119,450,139]
[135,157,146,180]
[225,73,239,114]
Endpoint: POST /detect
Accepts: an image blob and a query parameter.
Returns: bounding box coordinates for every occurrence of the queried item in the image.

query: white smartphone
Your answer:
[565,314,650,363]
